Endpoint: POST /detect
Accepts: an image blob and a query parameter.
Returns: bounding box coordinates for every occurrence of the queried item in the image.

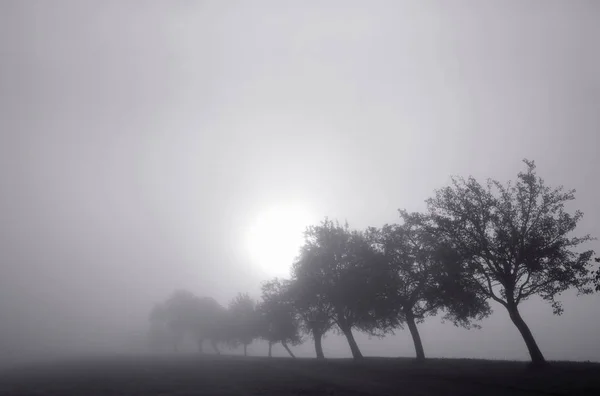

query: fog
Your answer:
[1,0,599,368]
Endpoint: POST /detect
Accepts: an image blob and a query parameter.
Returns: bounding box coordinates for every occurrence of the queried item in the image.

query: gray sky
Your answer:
[1,0,599,363]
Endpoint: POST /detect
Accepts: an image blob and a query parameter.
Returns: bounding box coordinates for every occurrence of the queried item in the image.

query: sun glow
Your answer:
[246,204,315,278]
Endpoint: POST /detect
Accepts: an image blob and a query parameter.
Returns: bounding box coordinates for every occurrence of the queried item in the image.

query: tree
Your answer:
[287,272,334,359]
[191,297,229,354]
[425,159,595,366]
[150,290,229,354]
[257,279,303,358]
[229,293,260,356]
[365,212,490,361]
[595,258,600,292]
[160,290,200,352]
[292,219,385,359]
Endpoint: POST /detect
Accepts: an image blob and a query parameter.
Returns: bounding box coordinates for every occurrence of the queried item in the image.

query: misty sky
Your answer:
[1,1,599,363]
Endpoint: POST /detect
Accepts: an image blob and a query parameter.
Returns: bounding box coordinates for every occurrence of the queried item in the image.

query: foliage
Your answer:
[257,279,303,347]
[423,159,595,363]
[228,293,261,349]
[294,220,387,333]
[367,211,490,329]
[288,255,335,340]
[148,290,229,352]
[595,258,600,292]
[425,160,595,313]
[291,219,391,358]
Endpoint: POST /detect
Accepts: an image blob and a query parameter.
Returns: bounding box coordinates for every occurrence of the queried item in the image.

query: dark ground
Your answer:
[1,354,599,395]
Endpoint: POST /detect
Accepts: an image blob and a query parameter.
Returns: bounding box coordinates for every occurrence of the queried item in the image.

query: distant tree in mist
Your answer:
[192,297,229,354]
[229,293,261,356]
[595,258,600,292]
[148,302,177,352]
[291,219,387,359]
[148,290,228,354]
[257,279,302,358]
[365,211,490,361]
[161,290,199,352]
[423,159,595,366]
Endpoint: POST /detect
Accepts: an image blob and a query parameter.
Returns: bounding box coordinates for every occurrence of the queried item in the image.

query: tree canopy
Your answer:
[257,279,302,358]
[291,219,388,359]
[229,293,261,356]
[365,211,490,360]
[423,159,595,365]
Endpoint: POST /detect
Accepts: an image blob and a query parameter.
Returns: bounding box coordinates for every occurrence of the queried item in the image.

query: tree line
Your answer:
[148,160,599,367]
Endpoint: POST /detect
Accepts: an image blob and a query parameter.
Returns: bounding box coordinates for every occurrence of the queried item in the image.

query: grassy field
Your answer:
[1,354,599,395]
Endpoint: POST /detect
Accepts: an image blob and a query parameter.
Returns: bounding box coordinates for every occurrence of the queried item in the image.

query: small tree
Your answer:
[425,159,595,366]
[258,279,303,358]
[229,293,260,356]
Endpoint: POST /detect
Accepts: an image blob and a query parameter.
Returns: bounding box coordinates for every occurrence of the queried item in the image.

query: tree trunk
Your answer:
[211,340,220,355]
[243,343,247,357]
[507,304,546,366]
[268,341,273,358]
[341,326,363,359]
[405,313,425,361]
[314,331,325,359]
[282,342,296,358]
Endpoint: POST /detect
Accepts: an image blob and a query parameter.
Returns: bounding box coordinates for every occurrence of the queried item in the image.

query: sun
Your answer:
[245,204,315,278]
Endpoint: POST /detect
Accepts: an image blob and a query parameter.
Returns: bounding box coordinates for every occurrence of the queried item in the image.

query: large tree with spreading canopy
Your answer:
[424,159,595,365]
[292,219,388,359]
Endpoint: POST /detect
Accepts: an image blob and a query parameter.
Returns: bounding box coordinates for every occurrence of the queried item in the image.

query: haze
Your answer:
[1,0,599,367]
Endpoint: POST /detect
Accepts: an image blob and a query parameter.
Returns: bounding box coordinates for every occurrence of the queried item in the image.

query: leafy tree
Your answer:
[161,290,200,352]
[292,219,385,359]
[424,159,595,366]
[595,258,600,292]
[192,297,229,354]
[286,271,334,359]
[257,279,302,358]
[365,212,490,360]
[229,293,260,356]
[150,290,228,354]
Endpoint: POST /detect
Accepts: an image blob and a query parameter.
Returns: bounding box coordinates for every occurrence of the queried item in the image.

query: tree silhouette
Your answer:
[286,270,334,359]
[292,219,385,359]
[424,159,595,366]
[160,290,200,352]
[229,293,260,356]
[149,291,229,354]
[365,212,490,360]
[192,297,228,354]
[595,258,600,292]
[258,279,302,358]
